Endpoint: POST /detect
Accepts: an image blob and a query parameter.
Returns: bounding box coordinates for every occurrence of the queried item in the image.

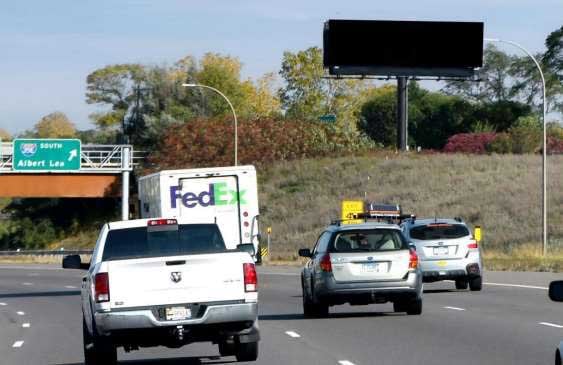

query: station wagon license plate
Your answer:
[433,246,449,255]
[165,306,192,321]
[361,262,387,273]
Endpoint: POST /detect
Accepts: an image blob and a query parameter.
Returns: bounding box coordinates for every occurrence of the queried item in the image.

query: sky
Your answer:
[0,0,561,134]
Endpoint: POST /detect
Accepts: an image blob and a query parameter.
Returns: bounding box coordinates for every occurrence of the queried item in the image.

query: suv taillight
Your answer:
[319,253,332,272]
[94,272,110,303]
[243,263,257,292]
[468,241,479,249]
[409,249,419,269]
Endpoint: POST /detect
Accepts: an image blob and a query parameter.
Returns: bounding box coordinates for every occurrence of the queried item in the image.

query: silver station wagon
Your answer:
[298,222,423,317]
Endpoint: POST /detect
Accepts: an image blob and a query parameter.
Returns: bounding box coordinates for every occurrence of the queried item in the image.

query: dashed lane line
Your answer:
[12,341,24,348]
[443,306,466,311]
[22,282,33,286]
[539,322,563,329]
[338,361,356,365]
[285,331,301,338]
[0,302,6,306]
[16,311,25,316]
[485,282,548,290]
[22,323,30,328]
[65,285,77,289]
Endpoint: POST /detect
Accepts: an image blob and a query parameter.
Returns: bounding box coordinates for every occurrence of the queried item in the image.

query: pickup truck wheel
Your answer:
[83,318,96,365]
[469,276,483,291]
[235,341,258,362]
[406,298,423,315]
[84,317,117,365]
[455,279,469,290]
[219,340,236,357]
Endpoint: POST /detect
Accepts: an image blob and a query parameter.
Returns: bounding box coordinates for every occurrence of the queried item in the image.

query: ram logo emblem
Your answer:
[171,272,182,283]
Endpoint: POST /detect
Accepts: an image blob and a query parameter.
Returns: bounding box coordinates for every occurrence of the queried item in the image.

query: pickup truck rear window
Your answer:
[102,224,226,261]
[331,229,408,252]
[410,224,469,240]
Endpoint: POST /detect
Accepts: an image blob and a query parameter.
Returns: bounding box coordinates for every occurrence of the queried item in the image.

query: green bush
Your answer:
[507,116,542,154]
[487,133,513,154]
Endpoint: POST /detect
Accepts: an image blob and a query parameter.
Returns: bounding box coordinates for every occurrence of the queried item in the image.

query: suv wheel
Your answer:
[469,276,483,291]
[219,340,236,357]
[235,341,258,362]
[455,279,469,290]
[393,301,407,313]
[302,280,328,318]
[406,298,423,315]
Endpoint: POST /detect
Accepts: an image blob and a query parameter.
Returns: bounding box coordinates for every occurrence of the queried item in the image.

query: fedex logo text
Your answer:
[170,183,246,209]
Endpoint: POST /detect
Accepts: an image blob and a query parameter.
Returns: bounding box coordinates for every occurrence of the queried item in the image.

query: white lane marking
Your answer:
[0,302,6,306]
[12,341,24,348]
[285,331,301,338]
[443,306,465,311]
[539,322,563,329]
[65,285,77,289]
[27,273,39,277]
[17,311,25,316]
[22,323,30,328]
[338,361,356,365]
[485,282,548,290]
[22,282,33,286]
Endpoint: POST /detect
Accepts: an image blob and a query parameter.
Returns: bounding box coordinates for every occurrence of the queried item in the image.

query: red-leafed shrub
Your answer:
[547,136,563,154]
[150,117,375,169]
[443,133,497,154]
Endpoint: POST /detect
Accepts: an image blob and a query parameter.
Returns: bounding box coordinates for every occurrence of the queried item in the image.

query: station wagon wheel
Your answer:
[469,276,483,291]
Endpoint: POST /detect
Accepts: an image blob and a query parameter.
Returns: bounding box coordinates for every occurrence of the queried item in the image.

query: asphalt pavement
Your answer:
[0,264,562,365]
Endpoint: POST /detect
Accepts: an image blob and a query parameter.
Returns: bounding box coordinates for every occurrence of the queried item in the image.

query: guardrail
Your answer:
[0,250,93,256]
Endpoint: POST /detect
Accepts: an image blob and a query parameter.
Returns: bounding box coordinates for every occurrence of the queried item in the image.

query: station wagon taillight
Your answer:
[319,253,332,272]
[243,263,257,292]
[94,272,110,303]
[409,249,419,269]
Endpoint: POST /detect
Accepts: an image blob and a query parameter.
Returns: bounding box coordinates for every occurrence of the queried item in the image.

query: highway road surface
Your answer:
[0,264,561,365]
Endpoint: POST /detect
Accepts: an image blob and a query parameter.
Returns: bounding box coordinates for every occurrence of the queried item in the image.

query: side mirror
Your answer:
[298,248,312,258]
[237,243,256,256]
[62,255,89,270]
[549,281,563,302]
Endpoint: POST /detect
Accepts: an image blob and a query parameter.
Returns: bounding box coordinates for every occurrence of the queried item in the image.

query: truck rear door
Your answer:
[178,176,242,249]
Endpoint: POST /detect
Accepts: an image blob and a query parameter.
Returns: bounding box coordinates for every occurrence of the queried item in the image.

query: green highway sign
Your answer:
[13,139,81,171]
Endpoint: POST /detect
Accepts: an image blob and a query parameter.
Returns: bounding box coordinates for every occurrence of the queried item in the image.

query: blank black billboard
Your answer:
[324,20,484,77]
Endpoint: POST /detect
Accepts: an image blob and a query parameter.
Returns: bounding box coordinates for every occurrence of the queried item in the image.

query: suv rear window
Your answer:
[330,229,407,252]
[410,224,469,240]
[102,224,226,261]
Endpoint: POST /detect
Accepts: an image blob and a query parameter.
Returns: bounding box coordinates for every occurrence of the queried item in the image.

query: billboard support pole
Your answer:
[397,77,408,151]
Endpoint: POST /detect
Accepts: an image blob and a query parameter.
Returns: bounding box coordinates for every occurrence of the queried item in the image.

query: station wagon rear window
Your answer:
[410,224,469,240]
[330,229,407,252]
[102,224,226,261]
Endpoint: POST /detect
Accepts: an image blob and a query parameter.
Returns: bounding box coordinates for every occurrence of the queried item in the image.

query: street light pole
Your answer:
[484,37,548,256]
[182,83,238,166]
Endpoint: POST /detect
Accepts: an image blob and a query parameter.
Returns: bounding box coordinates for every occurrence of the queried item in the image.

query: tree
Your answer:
[358,85,397,147]
[543,26,563,113]
[0,128,11,141]
[443,45,515,103]
[86,64,147,142]
[33,112,77,138]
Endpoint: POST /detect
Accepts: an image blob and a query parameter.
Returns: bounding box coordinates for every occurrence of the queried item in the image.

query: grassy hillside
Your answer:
[258,152,563,268]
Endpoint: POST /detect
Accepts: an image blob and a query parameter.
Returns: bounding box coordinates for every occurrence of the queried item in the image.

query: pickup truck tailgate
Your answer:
[107,253,247,309]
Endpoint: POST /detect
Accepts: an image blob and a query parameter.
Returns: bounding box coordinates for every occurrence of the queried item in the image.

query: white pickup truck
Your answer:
[63,218,259,364]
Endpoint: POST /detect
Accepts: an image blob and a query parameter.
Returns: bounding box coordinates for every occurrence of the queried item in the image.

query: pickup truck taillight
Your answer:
[243,263,257,292]
[95,273,110,303]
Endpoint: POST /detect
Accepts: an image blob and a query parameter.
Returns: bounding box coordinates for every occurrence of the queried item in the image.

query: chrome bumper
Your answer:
[95,302,257,335]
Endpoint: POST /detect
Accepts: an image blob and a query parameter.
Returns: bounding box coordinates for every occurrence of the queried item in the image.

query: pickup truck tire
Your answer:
[235,341,258,362]
[83,317,117,365]
[219,340,236,357]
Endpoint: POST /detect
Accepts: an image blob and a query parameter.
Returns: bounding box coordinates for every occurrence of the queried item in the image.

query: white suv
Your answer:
[400,218,483,291]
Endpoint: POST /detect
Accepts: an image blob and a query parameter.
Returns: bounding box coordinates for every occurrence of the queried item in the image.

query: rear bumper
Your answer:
[94,302,258,335]
[315,271,423,305]
[420,258,482,282]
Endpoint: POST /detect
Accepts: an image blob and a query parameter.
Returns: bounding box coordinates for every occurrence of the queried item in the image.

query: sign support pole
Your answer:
[121,146,131,221]
[397,77,408,151]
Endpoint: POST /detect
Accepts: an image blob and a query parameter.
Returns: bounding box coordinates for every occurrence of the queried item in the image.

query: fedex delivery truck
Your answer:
[138,165,260,258]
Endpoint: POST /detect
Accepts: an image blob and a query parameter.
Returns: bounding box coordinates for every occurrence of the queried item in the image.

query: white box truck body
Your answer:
[138,165,260,256]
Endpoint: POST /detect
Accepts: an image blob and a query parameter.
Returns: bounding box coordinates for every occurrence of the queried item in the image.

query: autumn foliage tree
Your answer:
[33,112,77,138]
